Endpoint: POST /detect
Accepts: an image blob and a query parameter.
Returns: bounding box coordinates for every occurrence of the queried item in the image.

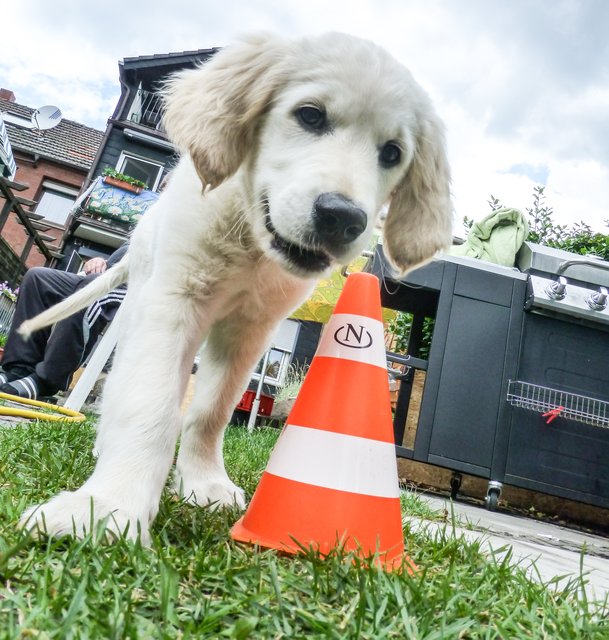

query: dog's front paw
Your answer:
[20,490,151,544]
[175,473,246,510]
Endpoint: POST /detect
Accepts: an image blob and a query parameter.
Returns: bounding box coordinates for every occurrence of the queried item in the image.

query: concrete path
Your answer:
[0,415,33,427]
[410,493,609,602]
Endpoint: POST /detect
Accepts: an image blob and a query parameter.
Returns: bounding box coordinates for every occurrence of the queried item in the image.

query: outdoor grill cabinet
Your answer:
[505,314,609,508]
[372,247,528,507]
[372,244,609,510]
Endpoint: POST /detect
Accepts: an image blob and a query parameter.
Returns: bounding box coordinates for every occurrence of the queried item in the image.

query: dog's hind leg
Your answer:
[174,314,281,509]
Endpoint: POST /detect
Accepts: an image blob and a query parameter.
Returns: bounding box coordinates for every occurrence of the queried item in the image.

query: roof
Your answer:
[118,48,219,90]
[121,48,218,70]
[0,97,104,171]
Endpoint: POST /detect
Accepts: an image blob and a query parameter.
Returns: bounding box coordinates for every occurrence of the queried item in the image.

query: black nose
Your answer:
[313,192,367,250]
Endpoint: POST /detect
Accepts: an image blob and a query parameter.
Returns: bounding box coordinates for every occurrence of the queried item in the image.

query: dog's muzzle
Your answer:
[264,192,367,274]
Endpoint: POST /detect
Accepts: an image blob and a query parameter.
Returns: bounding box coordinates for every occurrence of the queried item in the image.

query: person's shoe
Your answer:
[0,374,41,400]
[0,370,21,386]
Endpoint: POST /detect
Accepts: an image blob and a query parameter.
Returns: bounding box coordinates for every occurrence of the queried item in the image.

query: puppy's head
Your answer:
[163,33,288,190]
[163,32,452,278]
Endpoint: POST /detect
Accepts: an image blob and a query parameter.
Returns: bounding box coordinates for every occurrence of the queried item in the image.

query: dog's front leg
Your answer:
[20,288,204,544]
[174,313,280,508]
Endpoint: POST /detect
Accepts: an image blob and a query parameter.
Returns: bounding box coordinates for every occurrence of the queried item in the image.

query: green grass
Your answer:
[1,421,608,638]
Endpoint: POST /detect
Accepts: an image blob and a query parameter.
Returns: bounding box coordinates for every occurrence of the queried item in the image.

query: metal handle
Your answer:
[557,256,609,274]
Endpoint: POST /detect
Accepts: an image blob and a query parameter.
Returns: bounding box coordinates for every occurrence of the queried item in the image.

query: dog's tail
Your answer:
[18,254,130,339]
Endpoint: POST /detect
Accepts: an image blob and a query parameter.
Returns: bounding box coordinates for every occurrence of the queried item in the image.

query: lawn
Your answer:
[1,420,608,638]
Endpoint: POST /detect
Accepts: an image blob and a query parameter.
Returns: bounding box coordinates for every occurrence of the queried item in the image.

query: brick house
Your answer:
[0,89,103,273]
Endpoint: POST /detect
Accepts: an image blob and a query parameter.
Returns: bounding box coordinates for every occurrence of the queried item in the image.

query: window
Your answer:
[35,182,79,225]
[116,152,164,191]
[251,320,301,386]
[253,348,292,386]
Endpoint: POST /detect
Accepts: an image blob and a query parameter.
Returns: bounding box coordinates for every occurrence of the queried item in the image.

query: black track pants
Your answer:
[1,267,125,393]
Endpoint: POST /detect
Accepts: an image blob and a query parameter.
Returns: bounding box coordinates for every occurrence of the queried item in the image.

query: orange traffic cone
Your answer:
[231,272,416,572]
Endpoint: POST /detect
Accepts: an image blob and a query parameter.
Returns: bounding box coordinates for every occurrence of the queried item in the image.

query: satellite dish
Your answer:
[31,105,62,131]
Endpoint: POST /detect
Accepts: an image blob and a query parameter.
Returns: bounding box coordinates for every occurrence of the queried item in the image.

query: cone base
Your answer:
[230,515,417,573]
[230,473,417,574]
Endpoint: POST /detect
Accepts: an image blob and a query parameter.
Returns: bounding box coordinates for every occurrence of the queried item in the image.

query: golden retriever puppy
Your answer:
[19,32,452,543]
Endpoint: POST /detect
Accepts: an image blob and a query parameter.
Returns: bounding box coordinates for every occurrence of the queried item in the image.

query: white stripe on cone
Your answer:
[315,313,387,369]
[265,424,400,498]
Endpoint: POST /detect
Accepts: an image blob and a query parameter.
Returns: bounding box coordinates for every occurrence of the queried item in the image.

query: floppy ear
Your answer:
[162,33,287,189]
[382,110,453,275]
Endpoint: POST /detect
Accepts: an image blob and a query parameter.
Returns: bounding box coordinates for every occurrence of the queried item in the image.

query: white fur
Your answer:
[20,32,452,544]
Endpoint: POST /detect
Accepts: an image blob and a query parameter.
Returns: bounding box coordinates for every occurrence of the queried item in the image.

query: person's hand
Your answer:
[83,257,107,275]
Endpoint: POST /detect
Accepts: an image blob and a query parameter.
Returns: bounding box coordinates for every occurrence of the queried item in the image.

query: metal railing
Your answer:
[128,89,164,130]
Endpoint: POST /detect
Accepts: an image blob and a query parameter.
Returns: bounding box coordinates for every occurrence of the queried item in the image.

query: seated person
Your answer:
[0,243,127,400]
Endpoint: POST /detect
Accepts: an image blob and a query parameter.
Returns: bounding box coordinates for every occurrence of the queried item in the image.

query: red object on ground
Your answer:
[236,389,274,416]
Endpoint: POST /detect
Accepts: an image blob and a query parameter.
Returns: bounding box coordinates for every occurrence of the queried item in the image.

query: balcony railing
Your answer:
[127,89,164,130]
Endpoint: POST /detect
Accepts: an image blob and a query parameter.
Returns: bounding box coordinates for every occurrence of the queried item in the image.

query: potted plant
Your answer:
[102,168,148,194]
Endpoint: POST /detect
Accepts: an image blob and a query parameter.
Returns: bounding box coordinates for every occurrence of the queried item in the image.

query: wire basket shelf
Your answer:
[507,380,609,429]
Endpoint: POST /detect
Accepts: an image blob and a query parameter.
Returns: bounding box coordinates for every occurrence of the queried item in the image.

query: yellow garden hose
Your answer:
[0,392,86,423]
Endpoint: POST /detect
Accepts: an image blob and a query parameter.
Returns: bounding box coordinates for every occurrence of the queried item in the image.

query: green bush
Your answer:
[387,313,434,359]
[501,185,609,259]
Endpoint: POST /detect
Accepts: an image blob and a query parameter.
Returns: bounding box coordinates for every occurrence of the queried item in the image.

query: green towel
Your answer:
[449,207,529,267]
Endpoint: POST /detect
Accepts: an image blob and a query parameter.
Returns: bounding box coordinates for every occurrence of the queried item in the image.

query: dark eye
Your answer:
[296,105,326,131]
[379,142,401,167]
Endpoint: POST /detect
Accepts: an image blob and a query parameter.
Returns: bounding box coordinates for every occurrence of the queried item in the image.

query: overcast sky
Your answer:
[3,0,609,234]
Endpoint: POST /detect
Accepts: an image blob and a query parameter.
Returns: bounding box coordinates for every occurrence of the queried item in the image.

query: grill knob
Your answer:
[587,286,609,311]
[545,276,567,300]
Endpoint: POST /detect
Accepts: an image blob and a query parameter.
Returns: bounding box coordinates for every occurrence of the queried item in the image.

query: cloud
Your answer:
[505,164,550,185]
[548,160,609,229]
[2,0,608,231]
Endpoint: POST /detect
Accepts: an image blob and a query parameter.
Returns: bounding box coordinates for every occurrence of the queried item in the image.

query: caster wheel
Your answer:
[450,473,462,500]
[485,489,500,511]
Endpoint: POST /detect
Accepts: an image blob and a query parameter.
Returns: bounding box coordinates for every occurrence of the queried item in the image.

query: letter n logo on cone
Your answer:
[231,272,416,572]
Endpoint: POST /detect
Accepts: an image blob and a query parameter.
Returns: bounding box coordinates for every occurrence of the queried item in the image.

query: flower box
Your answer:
[102,176,143,194]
